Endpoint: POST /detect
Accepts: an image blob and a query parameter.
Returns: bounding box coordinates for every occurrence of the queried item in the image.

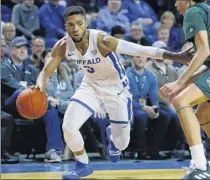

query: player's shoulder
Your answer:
[185,5,203,18]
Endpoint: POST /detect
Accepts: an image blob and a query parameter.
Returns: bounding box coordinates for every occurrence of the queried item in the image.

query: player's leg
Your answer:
[195,101,210,138]
[171,77,210,179]
[62,84,100,179]
[103,88,133,163]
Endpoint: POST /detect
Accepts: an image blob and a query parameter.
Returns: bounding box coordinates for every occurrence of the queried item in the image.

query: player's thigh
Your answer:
[63,83,100,131]
[71,81,100,111]
[103,88,133,123]
[195,101,210,124]
[171,83,209,109]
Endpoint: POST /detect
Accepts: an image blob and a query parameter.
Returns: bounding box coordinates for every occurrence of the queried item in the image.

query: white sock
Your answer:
[190,144,207,170]
[75,152,89,164]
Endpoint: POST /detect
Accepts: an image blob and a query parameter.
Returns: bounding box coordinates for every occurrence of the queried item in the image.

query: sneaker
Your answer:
[182,161,210,179]
[45,149,62,163]
[62,160,93,179]
[106,125,121,163]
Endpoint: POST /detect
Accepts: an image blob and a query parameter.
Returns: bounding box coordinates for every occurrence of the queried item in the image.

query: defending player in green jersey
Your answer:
[160,0,210,179]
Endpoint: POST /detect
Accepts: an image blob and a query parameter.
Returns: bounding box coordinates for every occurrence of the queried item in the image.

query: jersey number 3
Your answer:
[84,66,95,73]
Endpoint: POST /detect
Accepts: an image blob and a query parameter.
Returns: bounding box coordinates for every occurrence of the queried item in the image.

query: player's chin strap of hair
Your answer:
[116,40,165,60]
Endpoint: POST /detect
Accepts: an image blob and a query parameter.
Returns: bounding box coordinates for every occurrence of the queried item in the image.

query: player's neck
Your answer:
[134,68,144,75]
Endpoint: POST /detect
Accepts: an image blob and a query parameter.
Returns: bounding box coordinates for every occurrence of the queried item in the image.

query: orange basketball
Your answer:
[16,88,48,119]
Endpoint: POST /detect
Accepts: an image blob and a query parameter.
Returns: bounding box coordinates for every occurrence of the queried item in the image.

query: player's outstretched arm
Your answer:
[177,31,210,85]
[36,37,66,91]
[99,34,193,65]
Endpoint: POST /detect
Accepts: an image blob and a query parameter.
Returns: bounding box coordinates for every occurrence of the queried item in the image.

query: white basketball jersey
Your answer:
[65,29,128,87]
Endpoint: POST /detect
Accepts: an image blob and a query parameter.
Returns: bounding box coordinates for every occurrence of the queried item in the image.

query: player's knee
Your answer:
[171,95,187,109]
[62,121,78,138]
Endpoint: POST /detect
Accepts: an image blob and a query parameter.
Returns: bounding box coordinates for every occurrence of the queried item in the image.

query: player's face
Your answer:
[132,56,147,69]
[65,14,87,43]
[175,0,190,15]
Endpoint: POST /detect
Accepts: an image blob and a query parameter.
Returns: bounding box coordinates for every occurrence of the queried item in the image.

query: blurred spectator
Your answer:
[126,56,170,160]
[36,49,75,114]
[1,39,9,64]
[34,0,45,8]
[111,25,125,40]
[96,0,130,34]
[26,36,45,65]
[111,25,131,69]
[1,0,21,9]
[1,20,5,38]
[146,41,186,155]
[2,23,16,56]
[121,0,158,24]
[39,0,65,39]
[155,26,172,50]
[74,69,83,90]
[1,111,19,164]
[121,0,158,36]
[127,22,151,46]
[1,5,12,22]
[12,0,40,39]
[68,0,99,28]
[68,0,99,13]
[66,0,106,10]
[1,37,63,163]
[158,11,184,51]
[62,60,78,88]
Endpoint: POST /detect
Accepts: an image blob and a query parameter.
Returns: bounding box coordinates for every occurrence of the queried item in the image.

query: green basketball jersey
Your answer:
[183,2,210,68]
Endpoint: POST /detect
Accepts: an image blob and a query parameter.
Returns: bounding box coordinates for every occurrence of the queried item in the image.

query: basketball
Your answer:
[16,88,48,119]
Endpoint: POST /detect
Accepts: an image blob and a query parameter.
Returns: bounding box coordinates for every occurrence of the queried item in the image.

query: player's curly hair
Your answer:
[64,6,86,20]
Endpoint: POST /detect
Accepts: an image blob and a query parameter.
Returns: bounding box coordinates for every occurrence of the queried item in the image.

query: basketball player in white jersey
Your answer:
[35,6,193,180]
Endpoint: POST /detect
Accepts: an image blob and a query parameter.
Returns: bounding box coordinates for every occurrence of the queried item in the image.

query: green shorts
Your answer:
[194,69,210,99]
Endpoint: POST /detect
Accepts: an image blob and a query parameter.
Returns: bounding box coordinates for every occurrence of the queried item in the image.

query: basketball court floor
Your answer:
[1,155,189,179]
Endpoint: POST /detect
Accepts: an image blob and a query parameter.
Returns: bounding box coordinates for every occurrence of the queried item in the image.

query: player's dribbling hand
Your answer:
[31,83,46,92]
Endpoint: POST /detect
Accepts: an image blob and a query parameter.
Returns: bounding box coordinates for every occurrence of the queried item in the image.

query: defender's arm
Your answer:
[177,31,210,85]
